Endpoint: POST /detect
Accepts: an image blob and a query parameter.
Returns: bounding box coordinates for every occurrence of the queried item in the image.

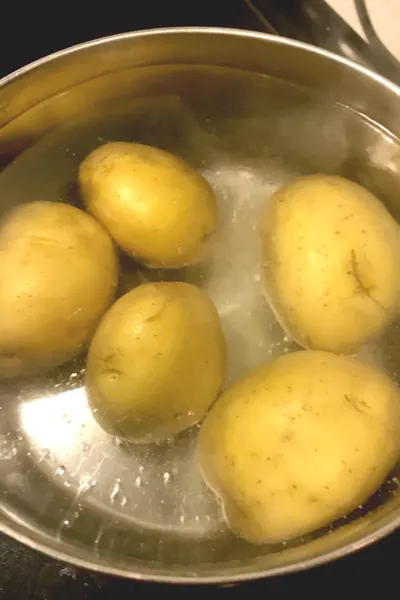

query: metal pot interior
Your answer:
[1,29,400,582]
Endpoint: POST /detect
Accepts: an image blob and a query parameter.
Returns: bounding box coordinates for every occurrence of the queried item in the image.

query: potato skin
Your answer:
[0,201,118,378]
[79,142,217,268]
[86,282,226,443]
[198,350,400,544]
[260,175,400,353]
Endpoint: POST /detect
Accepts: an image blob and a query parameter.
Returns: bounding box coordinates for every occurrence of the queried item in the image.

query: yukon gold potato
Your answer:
[260,175,400,353]
[86,282,226,443]
[198,350,400,544]
[0,201,118,378]
[78,142,217,268]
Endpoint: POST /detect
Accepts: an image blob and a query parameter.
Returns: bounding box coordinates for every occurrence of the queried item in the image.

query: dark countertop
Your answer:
[1,528,398,598]
[1,0,399,597]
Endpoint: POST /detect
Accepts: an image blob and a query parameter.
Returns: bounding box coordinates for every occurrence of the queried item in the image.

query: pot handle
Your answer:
[244,0,400,85]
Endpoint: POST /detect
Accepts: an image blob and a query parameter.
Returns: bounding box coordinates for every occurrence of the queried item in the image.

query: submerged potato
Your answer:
[198,350,400,544]
[260,175,400,353]
[79,142,217,268]
[86,282,226,443]
[0,201,118,378]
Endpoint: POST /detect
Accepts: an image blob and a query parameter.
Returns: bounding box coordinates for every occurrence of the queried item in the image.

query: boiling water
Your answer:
[1,65,400,566]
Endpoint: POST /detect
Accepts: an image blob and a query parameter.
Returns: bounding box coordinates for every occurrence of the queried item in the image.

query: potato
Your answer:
[198,350,400,544]
[86,282,226,443]
[260,175,400,353]
[78,142,217,268]
[0,201,118,378]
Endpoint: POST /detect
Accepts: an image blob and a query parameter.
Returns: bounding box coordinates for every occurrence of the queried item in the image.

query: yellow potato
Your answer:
[260,175,400,353]
[198,350,400,544]
[86,282,226,443]
[78,142,217,268]
[0,201,118,378]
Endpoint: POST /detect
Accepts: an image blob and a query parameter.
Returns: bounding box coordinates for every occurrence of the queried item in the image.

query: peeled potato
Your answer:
[78,142,217,268]
[260,175,400,353]
[86,282,226,443]
[198,350,400,544]
[0,201,118,378]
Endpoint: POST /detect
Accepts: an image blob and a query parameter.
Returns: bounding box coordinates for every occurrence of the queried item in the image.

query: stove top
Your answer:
[1,1,400,597]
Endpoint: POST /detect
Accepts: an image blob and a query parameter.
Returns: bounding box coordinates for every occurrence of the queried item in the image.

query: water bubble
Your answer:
[110,479,121,501]
[94,525,105,554]
[138,465,144,473]
[109,479,127,507]
[55,465,66,476]
[78,473,96,495]
[0,445,18,460]
[135,476,142,487]
[179,515,185,523]
[58,508,81,535]
[163,472,171,484]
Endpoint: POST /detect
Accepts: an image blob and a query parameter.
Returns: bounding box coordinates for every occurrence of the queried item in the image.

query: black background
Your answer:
[0,0,399,597]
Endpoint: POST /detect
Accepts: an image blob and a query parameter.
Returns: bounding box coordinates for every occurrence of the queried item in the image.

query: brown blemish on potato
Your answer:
[349,249,385,310]
[101,368,124,381]
[18,235,63,246]
[101,353,117,364]
[344,393,369,415]
[281,430,294,442]
[0,351,18,360]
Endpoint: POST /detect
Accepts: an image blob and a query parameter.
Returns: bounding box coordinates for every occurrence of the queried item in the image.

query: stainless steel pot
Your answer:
[1,27,400,584]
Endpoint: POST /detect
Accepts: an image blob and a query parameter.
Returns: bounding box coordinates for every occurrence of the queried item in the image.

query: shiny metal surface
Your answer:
[1,28,400,583]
